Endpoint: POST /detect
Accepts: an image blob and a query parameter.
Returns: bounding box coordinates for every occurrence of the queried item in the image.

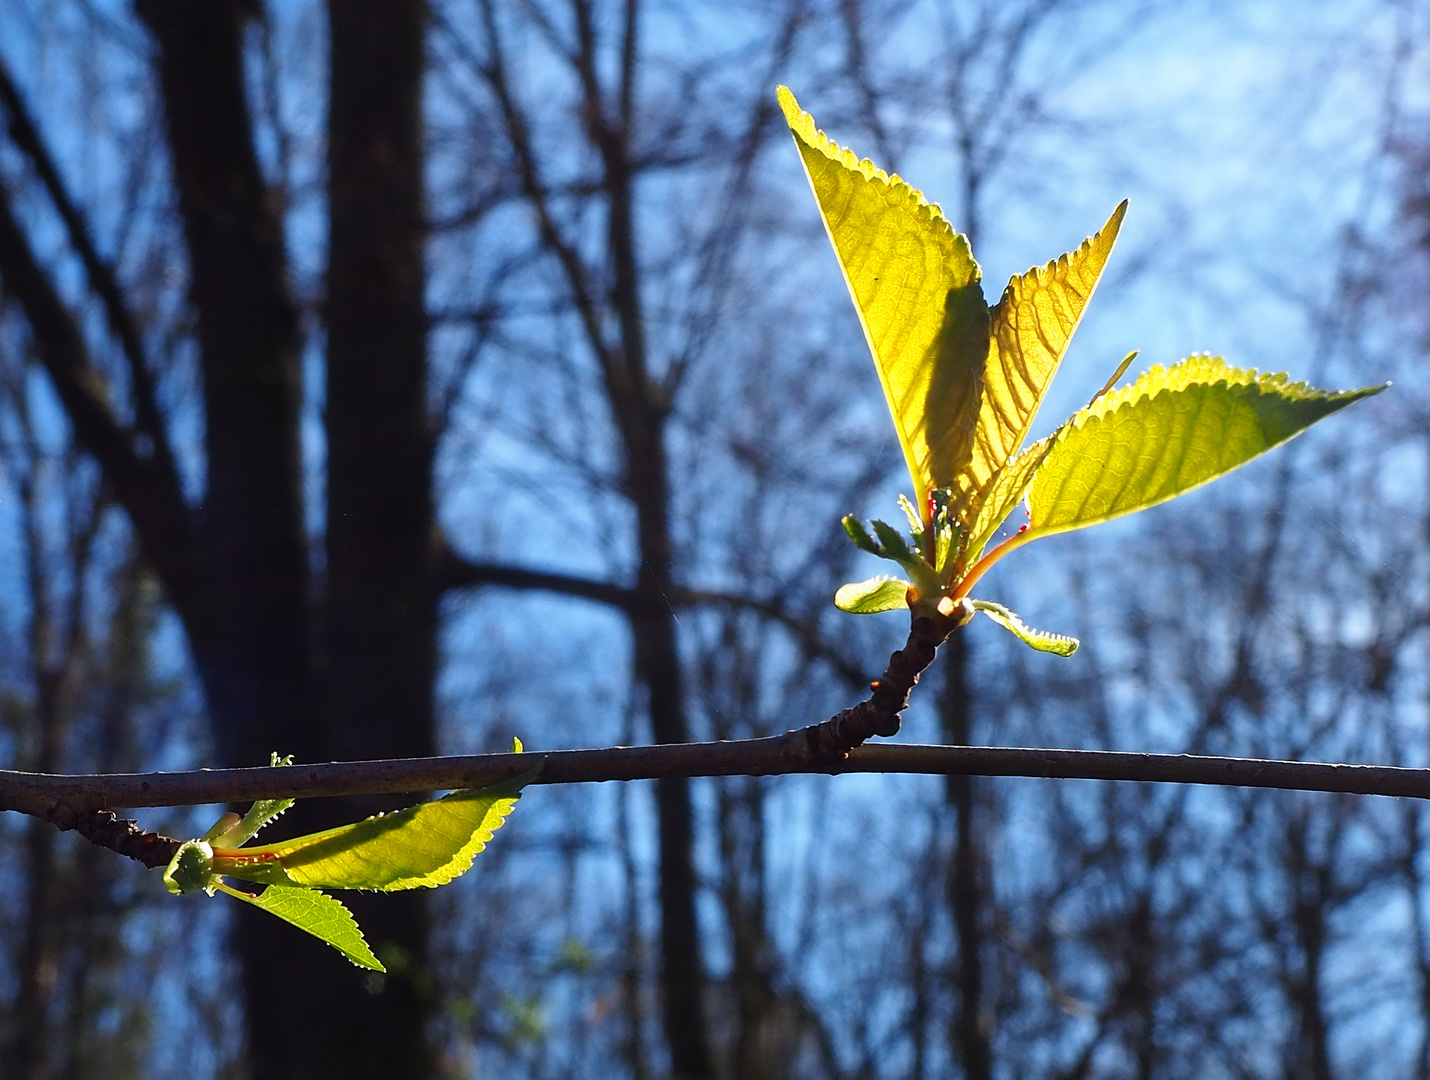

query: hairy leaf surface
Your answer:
[779,86,987,505]
[970,600,1078,656]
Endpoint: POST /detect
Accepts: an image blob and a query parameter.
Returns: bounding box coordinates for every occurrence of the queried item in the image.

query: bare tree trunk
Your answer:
[630,436,714,1079]
[314,2,437,1077]
[941,632,991,1080]
[134,6,318,1078]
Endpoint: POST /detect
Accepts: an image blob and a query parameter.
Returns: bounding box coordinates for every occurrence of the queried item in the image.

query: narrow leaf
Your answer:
[962,202,1126,509]
[780,86,987,504]
[898,493,923,534]
[217,775,531,891]
[834,575,911,614]
[217,882,384,972]
[870,519,915,564]
[842,515,881,555]
[970,600,1078,656]
[208,752,296,848]
[1089,350,1138,408]
[962,434,1051,564]
[1027,357,1385,538]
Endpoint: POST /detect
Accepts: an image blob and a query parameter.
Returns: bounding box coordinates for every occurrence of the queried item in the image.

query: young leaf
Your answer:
[779,86,988,506]
[963,203,1127,506]
[215,882,384,972]
[163,839,215,896]
[834,575,911,614]
[870,519,916,564]
[1026,357,1385,538]
[970,600,1079,656]
[215,776,531,891]
[962,434,1051,563]
[842,515,881,555]
[206,751,296,848]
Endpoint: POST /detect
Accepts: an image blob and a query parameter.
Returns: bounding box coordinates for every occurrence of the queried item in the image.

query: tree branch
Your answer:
[0,185,199,618]
[7,610,1428,869]
[435,549,639,609]
[10,742,1430,842]
[436,549,869,687]
[0,55,179,485]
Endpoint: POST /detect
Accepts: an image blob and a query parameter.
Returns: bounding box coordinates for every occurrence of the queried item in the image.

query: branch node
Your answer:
[801,609,960,758]
[62,808,181,869]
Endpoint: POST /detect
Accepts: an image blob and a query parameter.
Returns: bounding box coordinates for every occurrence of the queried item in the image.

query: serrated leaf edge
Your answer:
[970,599,1078,656]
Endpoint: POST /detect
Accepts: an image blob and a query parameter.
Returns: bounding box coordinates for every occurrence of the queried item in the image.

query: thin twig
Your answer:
[11,742,1430,820]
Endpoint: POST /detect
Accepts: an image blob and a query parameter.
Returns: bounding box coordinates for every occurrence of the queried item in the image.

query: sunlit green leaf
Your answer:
[216,776,532,891]
[970,600,1078,656]
[206,752,295,848]
[960,203,1126,514]
[163,839,215,896]
[842,515,881,555]
[834,575,911,614]
[870,520,916,564]
[1026,357,1385,538]
[216,882,384,971]
[779,86,987,506]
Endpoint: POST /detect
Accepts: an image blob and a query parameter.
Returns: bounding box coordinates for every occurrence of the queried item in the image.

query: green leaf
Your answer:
[870,519,916,564]
[834,575,911,614]
[1026,357,1385,538]
[216,882,384,972]
[779,86,988,505]
[970,600,1078,656]
[215,776,531,891]
[207,752,296,848]
[898,493,924,534]
[962,434,1050,564]
[842,515,881,555]
[163,839,215,896]
[960,203,1126,514]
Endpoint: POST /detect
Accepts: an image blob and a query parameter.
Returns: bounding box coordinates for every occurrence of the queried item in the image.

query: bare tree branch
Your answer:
[11,741,1430,828]
[436,549,869,685]
[0,186,199,618]
[0,55,179,484]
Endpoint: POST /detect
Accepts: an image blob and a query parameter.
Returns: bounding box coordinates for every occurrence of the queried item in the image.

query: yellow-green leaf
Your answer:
[961,202,1126,510]
[216,882,384,971]
[970,600,1078,656]
[1027,356,1385,537]
[960,434,1050,565]
[216,776,530,891]
[834,575,911,614]
[779,86,987,506]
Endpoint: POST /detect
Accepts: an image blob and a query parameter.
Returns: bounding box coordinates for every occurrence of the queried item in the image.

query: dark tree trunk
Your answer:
[309,1,437,1077]
[630,431,715,1080]
[4,1,436,1076]
[941,632,992,1080]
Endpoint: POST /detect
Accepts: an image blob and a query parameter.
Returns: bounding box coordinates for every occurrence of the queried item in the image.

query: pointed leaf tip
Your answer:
[965,201,1128,512]
[220,776,530,891]
[1027,357,1385,539]
[834,576,911,614]
[780,85,986,505]
[218,883,384,971]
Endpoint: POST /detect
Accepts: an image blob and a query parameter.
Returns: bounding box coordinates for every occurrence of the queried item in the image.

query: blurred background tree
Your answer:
[0,1,1424,1078]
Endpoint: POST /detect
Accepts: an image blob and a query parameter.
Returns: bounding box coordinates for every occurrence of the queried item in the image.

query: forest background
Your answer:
[0,1,1426,1079]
